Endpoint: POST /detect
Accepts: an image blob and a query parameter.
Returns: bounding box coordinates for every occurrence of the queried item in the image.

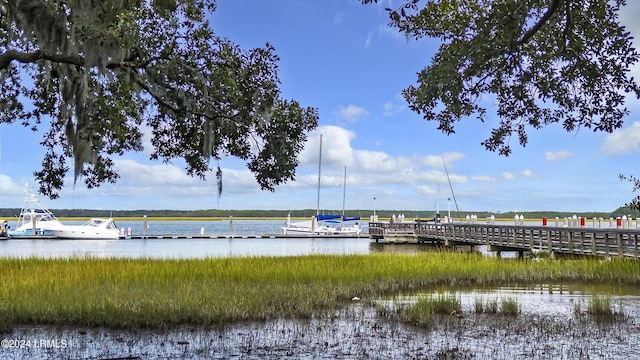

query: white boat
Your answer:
[8,185,123,240]
[282,214,360,235]
[282,135,361,236]
[8,186,65,237]
[48,218,122,240]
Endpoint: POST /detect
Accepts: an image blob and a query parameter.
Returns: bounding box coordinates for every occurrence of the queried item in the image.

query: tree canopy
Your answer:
[0,0,318,198]
[364,0,640,209]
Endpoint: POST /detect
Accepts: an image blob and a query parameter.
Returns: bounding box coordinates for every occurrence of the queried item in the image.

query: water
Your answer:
[4,288,640,359]
[0,220,372,258]
[3,220,640,358]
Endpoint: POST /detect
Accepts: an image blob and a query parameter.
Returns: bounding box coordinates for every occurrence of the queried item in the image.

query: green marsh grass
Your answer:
[398,294,461,327]
[474,298,485,313]
[486,299,499,313]
[500,297,520,316]
[472,297,519,315]
[587,295,613,316]
[1,252,640,330]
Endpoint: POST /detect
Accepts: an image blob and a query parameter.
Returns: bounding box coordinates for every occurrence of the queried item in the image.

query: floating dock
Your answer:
[1,233,365,240]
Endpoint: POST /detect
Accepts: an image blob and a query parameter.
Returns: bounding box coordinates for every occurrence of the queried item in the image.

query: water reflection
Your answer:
[385,284,640,317]
[0,237,378,258]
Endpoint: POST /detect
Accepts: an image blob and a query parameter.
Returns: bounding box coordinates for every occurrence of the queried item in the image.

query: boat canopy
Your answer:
[316,214,341,221]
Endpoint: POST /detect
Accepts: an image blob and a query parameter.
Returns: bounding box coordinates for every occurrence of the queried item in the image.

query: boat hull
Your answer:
[48,230,121,240]
[282,224,361,236]
[49,218,122,240]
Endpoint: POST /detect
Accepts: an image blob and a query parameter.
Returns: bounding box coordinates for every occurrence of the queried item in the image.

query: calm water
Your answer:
[3,220,640,359]
[0,220,373,258]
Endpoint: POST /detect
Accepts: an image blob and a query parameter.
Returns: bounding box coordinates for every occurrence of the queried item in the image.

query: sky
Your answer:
[1,0,640,215]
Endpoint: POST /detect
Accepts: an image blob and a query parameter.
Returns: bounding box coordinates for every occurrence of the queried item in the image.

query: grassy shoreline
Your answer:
[1,253,639,331]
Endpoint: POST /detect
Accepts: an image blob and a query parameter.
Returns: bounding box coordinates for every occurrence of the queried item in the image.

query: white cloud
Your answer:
[415,185,436,196]
[364,31,372,48]
[471,175,497,182]
[422,152,466,168]
[116,160,197,186]
[383,94,406,117]
[383,102,393,115]
[545,149,573,161]
[520,169,536,178]
[336,104,368,124]
[502,172,516,181]
[353,150,412,173]
[299,126,356,168]
[601,121,640,156]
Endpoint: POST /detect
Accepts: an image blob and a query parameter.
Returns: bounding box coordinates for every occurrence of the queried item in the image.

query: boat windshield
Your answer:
[83,218,117,229]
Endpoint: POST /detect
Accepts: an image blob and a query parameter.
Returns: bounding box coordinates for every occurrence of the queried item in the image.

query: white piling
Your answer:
[143,215,148,236]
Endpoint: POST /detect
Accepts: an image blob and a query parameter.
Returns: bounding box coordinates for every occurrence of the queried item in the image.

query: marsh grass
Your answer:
[472,297,518,315]
[500,297,520,316]
[573,295,628,323]
[398,294,461,327]
[474,298,485,313]
[1,252,639,331]
[587,295,613,316]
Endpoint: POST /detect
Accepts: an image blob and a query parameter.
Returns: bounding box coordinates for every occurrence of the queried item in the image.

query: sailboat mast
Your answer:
[316,134,323,216]
[441,153,460,219]
[342,165,347,218]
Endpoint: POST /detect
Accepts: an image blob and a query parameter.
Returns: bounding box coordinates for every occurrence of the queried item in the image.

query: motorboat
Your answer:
[8,187,65,237]
[8,185,123,240]
[48,218,122,240]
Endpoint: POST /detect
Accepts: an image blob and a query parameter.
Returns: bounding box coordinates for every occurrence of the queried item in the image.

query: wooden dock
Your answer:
[369,221,640,259]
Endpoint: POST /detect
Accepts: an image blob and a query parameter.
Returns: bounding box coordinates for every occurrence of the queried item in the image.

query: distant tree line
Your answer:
[0,207,636,219]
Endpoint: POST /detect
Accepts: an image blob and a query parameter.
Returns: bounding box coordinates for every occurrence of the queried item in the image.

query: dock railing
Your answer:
[368,220,640,259]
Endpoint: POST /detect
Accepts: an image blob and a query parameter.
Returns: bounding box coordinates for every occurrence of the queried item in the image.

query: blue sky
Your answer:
[1,0,640,214]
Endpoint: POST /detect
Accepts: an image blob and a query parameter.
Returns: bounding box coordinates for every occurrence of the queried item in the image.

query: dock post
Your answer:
[143,215,148,237]
[229,216,233,235]
[568,232,573,253]
[618,233,624,258]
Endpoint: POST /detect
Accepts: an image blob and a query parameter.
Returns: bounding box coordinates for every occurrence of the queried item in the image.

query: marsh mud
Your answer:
[2,289,640,359]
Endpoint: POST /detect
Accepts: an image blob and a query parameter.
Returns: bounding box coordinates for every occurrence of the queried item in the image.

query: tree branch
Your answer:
[125,67,239,123]
[562,0,573,50]
[0,49,84,70]
[517,0,563,46]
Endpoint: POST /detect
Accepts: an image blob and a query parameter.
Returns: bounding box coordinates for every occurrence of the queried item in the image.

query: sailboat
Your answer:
[282,136,361,235]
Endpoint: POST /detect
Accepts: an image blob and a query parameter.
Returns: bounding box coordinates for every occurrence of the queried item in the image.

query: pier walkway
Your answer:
[368,220,640,259]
